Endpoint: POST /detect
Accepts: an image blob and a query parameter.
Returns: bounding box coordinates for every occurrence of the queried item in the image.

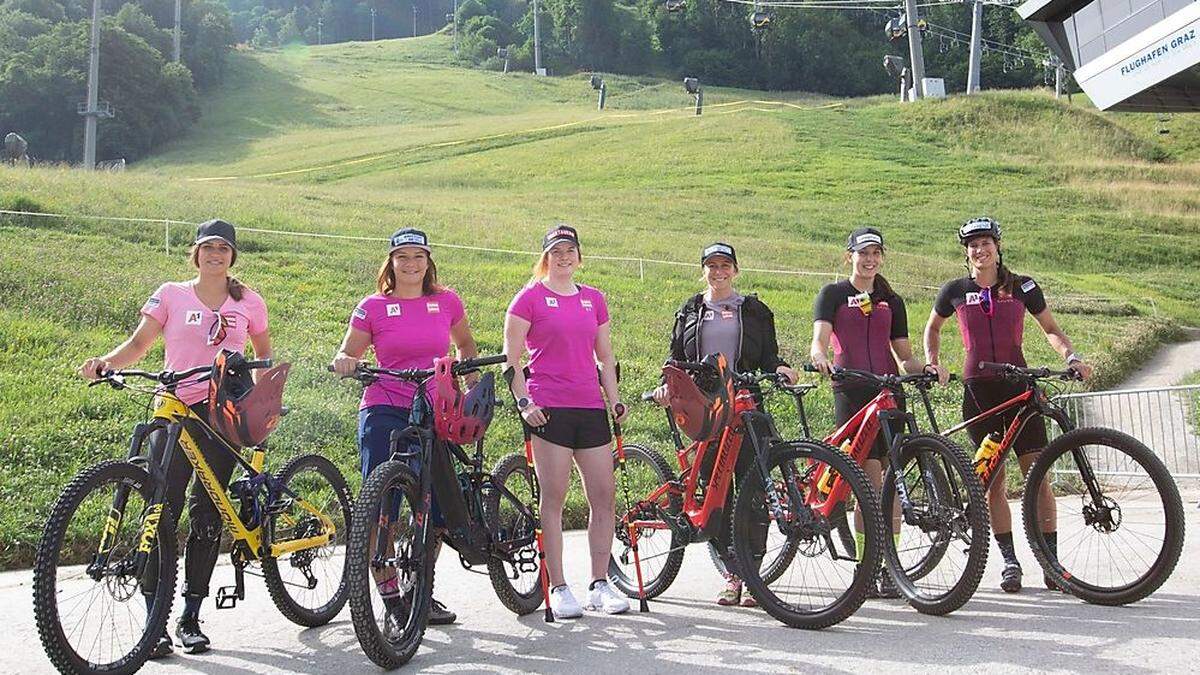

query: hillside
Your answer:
[1,32,1196,568]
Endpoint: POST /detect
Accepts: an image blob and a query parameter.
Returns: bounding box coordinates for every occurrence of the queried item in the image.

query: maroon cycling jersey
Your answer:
[814,280,908,389]
[934,274,1047,380]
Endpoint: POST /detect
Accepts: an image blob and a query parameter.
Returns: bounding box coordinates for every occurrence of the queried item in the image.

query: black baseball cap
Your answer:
[194,219,237,248]
[542,224,580,251]
[846,227,884,252]
[389,227,431,253]
[701,242,738,266]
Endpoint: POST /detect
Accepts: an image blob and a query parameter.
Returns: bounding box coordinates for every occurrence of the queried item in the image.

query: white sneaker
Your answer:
[586,580,630,614]
[550,584,583,619]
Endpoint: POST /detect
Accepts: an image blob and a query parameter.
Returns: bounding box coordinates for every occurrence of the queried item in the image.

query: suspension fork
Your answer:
[116,421,181,582]
[504,365,554,623]
[744,413,795,527]
[611,403,649,613]
[879,409,920,522]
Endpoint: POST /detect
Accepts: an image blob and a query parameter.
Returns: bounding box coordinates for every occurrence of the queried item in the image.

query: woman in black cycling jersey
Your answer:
[652,242,797,607]
[78,220,272,657]
[923,217,1092,593]
[810,227,925,599]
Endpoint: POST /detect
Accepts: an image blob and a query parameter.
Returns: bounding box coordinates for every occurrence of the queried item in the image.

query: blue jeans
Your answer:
[357,405,443,525]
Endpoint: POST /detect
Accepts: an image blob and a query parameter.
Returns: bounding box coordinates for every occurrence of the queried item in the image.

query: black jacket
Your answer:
[668,293,788,373]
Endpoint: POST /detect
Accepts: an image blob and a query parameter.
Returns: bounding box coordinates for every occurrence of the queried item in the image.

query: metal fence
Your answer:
[1053,385,1200,481]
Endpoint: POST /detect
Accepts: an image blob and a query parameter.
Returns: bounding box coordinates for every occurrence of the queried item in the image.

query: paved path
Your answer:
[6,508,1199,674]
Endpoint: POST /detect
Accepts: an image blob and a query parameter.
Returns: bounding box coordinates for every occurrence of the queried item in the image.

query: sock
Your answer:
[589,579,605,591]
[995,532,1018,565]
[182,595,202,620]
[1044,531,1058,561]
[854,530,866,559]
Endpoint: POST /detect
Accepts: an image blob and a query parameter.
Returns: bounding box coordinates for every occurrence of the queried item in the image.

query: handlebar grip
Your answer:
[979,361,1005,371]
[245,358,272,369]
[802,363,819,373]
[463,354,507,369]
[641,391,656,402]
[613,402,626,418]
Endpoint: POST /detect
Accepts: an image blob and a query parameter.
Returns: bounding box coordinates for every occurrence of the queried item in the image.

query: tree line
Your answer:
[0,0,234,163]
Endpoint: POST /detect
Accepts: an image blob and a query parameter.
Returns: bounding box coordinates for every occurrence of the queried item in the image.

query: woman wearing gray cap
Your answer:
[810,227,925,599]
[652,241,797,606]
[78,219,273,657]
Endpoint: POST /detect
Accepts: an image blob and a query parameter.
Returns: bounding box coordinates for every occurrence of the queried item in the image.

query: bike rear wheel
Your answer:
[1023,427,1185,606]
[608,443,687,600]
[881,433,989,616]
[735,441,881,629]
[262,454,353,627]
[484,452,544,615]
[347,460,431,669]
[33,460,177,675]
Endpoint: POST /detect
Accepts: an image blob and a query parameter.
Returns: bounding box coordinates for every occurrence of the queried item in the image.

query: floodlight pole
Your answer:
[173,0,181,62]
[371,7,376,41]
[903,0,926,99]
[318,17,323,44]
[453,0,458,52]
[413,5,417,37]
[966,0,983,93]
[82,0,102,169]
[533,0,543,74]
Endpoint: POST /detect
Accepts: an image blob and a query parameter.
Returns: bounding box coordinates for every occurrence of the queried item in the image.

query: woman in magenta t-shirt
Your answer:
[331,227,478,626]
[79,219,272,658]
[504,225,630,619]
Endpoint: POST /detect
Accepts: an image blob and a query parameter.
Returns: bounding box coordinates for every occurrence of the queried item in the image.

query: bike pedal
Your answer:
[215,586,239,609]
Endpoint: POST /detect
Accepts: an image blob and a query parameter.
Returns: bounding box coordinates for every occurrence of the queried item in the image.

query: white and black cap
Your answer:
[194,219,237,248]
[847,227,884,252]
[542,224,580,251]
[701,242,738,266]
[958,217,1001,245]
[389,227,432,254]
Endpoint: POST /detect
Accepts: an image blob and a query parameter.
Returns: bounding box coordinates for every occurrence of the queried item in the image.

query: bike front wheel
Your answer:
[262,453,353,627]
[33,460,177,675]
[608,443,687,600]
[734,441,882,629]
[484,452,544,615]
[1023,427,1185,605]
[347,460,431,669]
[881,433,990,616]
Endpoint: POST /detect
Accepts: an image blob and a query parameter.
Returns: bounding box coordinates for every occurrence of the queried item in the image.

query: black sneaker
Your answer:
[429,598,457,625]
[1000,562,1022,593]
[148,632,173,659]
[175,616,210,654]
[876,569,902,599]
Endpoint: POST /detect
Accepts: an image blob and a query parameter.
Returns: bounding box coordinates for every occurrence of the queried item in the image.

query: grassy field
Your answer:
[1,33,1197,569]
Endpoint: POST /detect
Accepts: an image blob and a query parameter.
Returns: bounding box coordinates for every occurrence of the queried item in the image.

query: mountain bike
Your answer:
[609,362,884,629]
[927,362,1185,605]
[803,365,991,616]
[338,355,544,669]
[33,362,352,675]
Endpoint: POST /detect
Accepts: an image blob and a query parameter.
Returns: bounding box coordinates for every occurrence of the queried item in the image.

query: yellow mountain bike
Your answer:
[33,362,352,675]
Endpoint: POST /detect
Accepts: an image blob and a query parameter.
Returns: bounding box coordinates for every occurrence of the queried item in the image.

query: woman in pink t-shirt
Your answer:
[504,224,630,619]
[331,227,479,626]
[78,219,272,658]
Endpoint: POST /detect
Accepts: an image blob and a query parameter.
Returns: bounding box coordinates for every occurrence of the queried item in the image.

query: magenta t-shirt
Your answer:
[140,281,269,406]
[507,282,609,409]
[350,289,466,410]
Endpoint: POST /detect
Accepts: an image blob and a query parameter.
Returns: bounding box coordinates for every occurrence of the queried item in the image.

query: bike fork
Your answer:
[613,412,649,613]
[521,425,555,623]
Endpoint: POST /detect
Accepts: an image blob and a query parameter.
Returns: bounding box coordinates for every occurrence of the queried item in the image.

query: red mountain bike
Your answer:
[609,360,884,629]
[927,362,1185,605]
[804,365,991,616]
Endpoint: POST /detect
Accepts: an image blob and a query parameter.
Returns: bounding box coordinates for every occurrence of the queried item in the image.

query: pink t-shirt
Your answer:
[140,281,269,405]
[507,282,609,409]
[349,289,466,410]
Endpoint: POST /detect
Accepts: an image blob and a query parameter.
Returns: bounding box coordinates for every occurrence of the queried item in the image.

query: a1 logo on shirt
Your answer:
[185,310,204,326]
[965,292,983,306]
[702,309,715,321]
[847,292,873,316]
[545,297,558,308]
[386,303,402,317]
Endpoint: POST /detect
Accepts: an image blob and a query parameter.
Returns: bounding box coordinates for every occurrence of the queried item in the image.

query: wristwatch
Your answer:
[516,396,531,411]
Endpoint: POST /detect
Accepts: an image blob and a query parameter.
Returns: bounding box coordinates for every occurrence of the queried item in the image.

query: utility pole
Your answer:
[80,0,108,169]
[371,7,376,40]
[903,0,926,99]
[533,0,543,74]
[317,17,323,44]
[412,4,417,37]
[173,0,181,62]
[966,0,983,93]
[453,0,458,52]
[1055,58,1065,98]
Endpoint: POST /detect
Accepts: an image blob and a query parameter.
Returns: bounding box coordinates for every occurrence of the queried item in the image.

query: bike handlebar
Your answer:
[331,354,508,383]
[802,363,957,388]
[91,359,273,390]
[979,361,1082,381]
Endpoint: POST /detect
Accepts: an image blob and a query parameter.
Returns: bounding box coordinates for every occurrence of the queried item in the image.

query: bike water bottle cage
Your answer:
[208,349,290,448]
[663,352,735,443]
[431,356,496,445]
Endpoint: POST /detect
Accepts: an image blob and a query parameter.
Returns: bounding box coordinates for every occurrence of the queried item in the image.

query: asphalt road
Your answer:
[5,499,1198,674]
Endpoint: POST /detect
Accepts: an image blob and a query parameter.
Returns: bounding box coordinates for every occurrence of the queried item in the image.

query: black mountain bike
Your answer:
[337,355,544,669]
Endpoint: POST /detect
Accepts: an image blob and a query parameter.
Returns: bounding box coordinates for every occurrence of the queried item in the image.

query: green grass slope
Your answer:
[0,33,1195,568]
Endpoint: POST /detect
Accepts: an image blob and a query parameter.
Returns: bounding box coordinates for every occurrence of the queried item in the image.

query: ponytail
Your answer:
[228,276,245,301]
[873,273,896,299]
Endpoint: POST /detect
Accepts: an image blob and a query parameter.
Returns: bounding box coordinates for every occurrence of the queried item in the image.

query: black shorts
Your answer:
[962,378,1048,457]
[530,407,612,450]
[833,385,906,460]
